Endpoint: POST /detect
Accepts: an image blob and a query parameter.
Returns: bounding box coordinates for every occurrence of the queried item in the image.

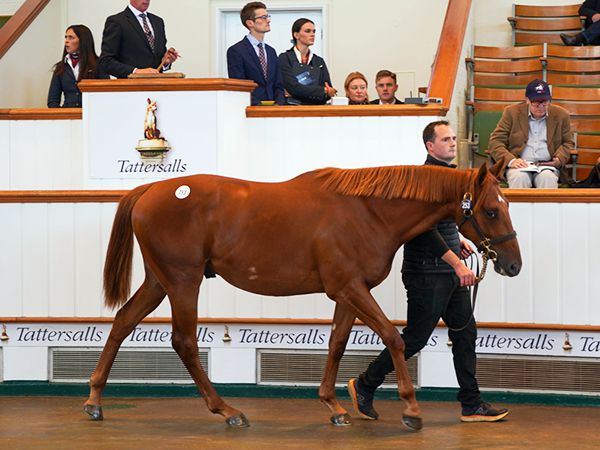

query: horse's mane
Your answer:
[316,165,475,203]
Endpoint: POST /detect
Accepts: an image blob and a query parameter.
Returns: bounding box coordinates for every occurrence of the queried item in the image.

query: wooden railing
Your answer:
[0,108,81,120]
[2,189,600,204]
[0,0,49,59]
[0,316,599,331]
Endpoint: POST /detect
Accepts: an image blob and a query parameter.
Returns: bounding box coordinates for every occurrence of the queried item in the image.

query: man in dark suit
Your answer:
[226,2,285,105]
[369,70,404,105]
[561,0,600,45]
[99,0,179,78]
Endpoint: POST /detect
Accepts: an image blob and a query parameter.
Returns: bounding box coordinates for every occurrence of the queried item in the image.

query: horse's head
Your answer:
[457,161,522,277]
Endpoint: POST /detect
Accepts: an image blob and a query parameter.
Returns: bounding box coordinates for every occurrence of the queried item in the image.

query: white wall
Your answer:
[0,0,25,15]
[0,0,63,108]
[2,197,599,325]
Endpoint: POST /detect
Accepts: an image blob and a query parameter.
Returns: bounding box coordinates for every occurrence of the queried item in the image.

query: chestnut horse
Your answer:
[84,162,521,430]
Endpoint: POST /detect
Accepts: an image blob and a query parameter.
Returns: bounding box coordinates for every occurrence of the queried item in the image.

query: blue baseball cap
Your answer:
[525,79,551,101]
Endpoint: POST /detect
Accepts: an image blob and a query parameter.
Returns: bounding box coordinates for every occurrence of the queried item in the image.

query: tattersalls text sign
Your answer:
[3,323,600,358]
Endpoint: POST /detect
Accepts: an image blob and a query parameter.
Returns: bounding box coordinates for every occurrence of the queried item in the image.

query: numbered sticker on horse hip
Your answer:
[175,185,191,199]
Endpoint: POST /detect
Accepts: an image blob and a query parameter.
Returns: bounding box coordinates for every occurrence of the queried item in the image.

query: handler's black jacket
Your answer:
[401,155,461,274]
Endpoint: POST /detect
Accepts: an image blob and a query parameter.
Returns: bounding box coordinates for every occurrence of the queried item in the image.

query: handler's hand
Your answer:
[441,249,476,286]
[454,263,476,287]
[459,240,475,260]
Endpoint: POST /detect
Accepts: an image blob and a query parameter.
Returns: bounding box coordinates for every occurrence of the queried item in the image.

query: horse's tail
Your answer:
[103,183,153,309]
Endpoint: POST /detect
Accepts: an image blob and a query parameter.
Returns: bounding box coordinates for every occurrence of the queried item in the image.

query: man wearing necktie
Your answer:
[99,0,179,79]
[227,2,285,105]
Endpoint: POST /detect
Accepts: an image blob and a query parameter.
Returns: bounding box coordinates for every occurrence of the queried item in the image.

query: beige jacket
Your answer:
[488,102,574,179]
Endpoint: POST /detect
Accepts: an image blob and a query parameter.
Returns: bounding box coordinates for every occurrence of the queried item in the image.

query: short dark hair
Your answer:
[422,120,449,147]
[240,2,267,29]
[375,70,397,84]
[291,18,314,44]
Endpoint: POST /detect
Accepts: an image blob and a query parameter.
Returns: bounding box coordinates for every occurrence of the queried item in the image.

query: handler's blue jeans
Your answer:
[359,272,482,407]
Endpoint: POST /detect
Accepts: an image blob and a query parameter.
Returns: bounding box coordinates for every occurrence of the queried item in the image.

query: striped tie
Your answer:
[140,13,155,51]
[257,42,268,79]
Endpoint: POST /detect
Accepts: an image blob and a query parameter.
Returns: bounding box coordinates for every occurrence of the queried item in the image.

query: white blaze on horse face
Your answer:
[175,185,190,199]
[498,194,506,204]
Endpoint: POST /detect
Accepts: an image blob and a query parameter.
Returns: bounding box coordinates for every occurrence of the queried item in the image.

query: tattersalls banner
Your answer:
[85,91,217,179]
[2,323,600,358]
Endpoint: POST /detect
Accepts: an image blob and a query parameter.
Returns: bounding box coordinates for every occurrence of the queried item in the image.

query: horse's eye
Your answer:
[486,209,497,219]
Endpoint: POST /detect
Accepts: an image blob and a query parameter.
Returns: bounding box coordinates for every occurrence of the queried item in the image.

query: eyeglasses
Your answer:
[531,100,550,107]
[252,14,271,21]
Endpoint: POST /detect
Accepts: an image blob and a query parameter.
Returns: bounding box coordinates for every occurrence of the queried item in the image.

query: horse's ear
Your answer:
[489,160,504,180]
[476,163,488,186]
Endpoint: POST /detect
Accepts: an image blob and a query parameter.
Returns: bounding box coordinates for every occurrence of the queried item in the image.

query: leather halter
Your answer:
[446,190,518,333]
[457,192,517,282]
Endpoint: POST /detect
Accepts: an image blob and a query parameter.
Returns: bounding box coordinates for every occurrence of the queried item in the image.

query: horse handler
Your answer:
[348,120,510,423]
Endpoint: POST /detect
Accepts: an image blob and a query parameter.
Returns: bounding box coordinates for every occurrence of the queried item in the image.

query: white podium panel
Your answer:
[84,91,218,179]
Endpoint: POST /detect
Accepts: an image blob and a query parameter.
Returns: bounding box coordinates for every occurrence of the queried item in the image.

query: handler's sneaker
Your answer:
[460,402,509,422]
[348,378,379,420]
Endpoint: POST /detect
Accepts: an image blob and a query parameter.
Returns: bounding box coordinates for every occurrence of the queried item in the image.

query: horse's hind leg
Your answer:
[319,304,355,426]
[167,279,249,427]
[84,270,166,420]
[332,279,422,431]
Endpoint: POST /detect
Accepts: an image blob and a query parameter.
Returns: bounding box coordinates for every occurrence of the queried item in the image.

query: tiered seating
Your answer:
[508,4,583,45]
[467,5,600,176]
[466,45,544,87]
[545,44,600,86]
[465,45,543,162]
[552,86,600,180]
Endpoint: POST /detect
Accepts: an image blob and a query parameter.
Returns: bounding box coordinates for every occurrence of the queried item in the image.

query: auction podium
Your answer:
[78,78,256,188]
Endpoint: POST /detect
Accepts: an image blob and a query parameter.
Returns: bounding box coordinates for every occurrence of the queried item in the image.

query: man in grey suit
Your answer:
[99,0,179,78]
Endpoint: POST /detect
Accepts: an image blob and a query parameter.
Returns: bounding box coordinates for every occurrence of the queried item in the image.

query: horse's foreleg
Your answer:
[84,274,165,420]
[337,280,422,431]
[168,283,249,427]
[319,304,355,426]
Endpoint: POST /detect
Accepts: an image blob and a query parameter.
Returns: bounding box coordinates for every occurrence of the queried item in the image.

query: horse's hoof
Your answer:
[401,414,423,431]
[330,413,352,426]
[84,404,104,421]
[225,413,250,427]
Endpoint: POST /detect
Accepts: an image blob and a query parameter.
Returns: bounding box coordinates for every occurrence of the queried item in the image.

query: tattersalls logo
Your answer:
[136,98,171,159]
[117,98,187,174]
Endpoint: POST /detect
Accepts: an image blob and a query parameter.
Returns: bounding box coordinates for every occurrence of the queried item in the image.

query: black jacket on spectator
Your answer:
[369,98,404,105]
[47,63,109,108]
[580,0,600,27]
[99,7,168,78]
[278,49,332,105]
[401,154,461,274]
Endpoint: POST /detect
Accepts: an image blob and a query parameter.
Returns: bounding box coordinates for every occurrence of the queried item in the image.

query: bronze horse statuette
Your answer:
[84,162,521,430]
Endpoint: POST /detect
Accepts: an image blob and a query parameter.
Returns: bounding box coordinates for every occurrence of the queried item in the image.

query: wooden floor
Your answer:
[1,396,599,449]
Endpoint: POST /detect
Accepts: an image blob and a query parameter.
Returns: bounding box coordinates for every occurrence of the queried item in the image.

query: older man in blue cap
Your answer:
[488,79,574,188]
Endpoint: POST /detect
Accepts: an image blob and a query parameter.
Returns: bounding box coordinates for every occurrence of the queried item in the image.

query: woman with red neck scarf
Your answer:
[47,24,109,108]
